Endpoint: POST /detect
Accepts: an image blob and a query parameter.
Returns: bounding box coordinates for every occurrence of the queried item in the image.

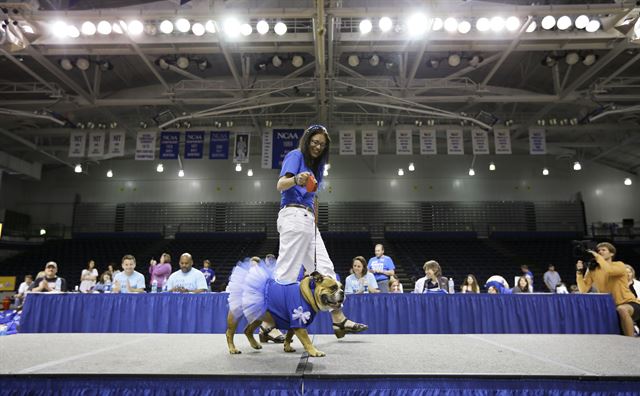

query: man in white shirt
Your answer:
[113,254,146,293]
[14,274,33,305]
[166,253,208,293]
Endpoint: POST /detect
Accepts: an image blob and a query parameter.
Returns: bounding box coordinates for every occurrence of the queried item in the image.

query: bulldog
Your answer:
[226,271,344,357]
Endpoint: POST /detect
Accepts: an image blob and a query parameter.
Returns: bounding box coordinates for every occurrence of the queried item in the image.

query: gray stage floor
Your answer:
[1,334,639,378]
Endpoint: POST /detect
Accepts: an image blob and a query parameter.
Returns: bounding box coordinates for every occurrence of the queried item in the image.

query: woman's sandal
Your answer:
[332,319,368,339]
[259,326,285,343]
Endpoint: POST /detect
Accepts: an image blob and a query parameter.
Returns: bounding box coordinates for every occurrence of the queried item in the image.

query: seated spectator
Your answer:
[625,265,640,298]
[485,275,510,294]
[93,272,113,293]
[149,253,172,291]
[543,264,562,292]
[107,263,120,279]
[569,284,579,294]
[460,274,480,293]
[520,265,534,292]
[555,282,569,294]
[389,276,403,293]
[29,262,67,292]
[113,255,146,293]
[79,259,99,293]
[345,256,379,294]
[512,276,531,293]
[14,275,33,306]
[201,259,216,291]
[414,260,448,293]
[165,253,208,293]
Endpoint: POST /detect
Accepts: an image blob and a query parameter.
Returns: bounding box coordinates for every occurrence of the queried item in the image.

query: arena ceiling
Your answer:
[0,0,639,178]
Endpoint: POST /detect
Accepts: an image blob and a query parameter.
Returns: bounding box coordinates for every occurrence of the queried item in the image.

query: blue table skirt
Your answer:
[20,292,620,334]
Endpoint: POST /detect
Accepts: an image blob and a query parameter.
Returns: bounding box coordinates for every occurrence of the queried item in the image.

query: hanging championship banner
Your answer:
[159,131,180,160]
[340,130,356,155]
[471,129,490,155]
[361,130,378,155]
[135,131,156,160]
[272,128,303,169]
[396,128,413,155]
[209,131,229,160]
[420,128,437,155]
[446,128,464,155]
[493,127,512,155]
[184,131,204,159]
[261,130,273,169]
[68,132,86,158]
[87,132,105,158]
[529,127,547,155]
[233,133,250,163]
[107,131,125,157]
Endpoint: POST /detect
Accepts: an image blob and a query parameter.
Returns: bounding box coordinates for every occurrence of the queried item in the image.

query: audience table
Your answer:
[20,292,620,334]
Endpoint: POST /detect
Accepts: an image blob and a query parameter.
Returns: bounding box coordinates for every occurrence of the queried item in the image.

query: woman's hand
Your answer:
[295,172,311,186]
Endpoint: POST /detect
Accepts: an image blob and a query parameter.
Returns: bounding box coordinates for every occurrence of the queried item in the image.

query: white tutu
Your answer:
[227,258,276,323]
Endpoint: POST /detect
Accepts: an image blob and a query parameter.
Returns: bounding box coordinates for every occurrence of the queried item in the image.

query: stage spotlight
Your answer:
[235,163,242,172]
[177,56,189,69]
[575,15,589,29]
[60,58,73,71]
[469,55,483,67]
[128,20,143,35]
[205,20,216,33]
[573,161,582,171]
[468,168,475,176]
[144,23,157,35]
[379,16,393,32]
[398,168,404,176]
[160,20,173,34]
[256,20,269,34]
[369,54,380,66]
[542,168,549,176]
[489,162,496,171]
[506,16,520,31]
[444,17,457,33]
[112,22,123,34]
[476,17,490,32]
[272,55,282,67]
[240,23,252,36]
[582,53,597,66]
[157,163,164,173]
[565,52,579,65]
[178,169,185,178]
[585,19,600,32]
[175,18,190,33]
[74,164,82,173]
[97,20,111,35]
[458,20,471,34]
[223,18,240,37]
[526,21,537,32]
[52,21,67,38]
[292,55,304,68]
[348,54,360,67]
[448,54,461,67]
[247,169,253,177]
[490,16,505,32]
[359,19,372,34]
[432,18,443,31]
[541,15,556,30]
[624,177,632,186]
[274,21,287,36]
[76,58,90,71]
[67,25,80,38]
[428,59,440,68]
[106,169,113,178]
[557,16,572,30]
[197,58,208,71]
[408,163,415,172]
[192,22,205,36]
[407,13,428,36]
[81,21,96,35]
[542,55,557,67]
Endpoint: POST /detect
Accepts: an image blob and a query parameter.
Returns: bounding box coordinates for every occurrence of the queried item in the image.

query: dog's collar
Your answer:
[301,277,319,312]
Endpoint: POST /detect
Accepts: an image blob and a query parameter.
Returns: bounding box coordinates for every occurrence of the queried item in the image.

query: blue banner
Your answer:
[209,131,229,160]
[272,128,303,169]
[184,131,204,159]
[159,131,180,160]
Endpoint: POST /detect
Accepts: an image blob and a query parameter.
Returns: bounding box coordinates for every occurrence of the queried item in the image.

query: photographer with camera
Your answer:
[576,242,640,336]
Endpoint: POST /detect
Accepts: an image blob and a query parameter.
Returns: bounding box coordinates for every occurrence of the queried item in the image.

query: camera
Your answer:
[572,240,598,273]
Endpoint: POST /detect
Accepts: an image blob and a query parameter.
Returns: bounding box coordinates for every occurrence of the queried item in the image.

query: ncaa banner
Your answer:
[233,133,250,163]
[272,128,303,169]
[493,127,512,155]
[471,129,490,155]
[209,131,229,160]
[184,131,204,159]
[395,128,413,155]
[446,128,464,155]
[420,128,437,155]
[68,132,86,158]
[361,129,378,155]
[107,131,125,157]
[529,127,547,155]
[159,131,180,160]
[135,131,156,160]
[261,130,273,169]
[339,130,356,155]
[87,132,105,158]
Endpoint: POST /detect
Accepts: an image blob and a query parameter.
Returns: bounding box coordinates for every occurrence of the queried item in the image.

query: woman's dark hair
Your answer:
[352,256,368,276]
[298,124,331,178]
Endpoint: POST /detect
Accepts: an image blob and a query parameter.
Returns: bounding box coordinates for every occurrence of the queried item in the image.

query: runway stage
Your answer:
[1,333,639,395]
